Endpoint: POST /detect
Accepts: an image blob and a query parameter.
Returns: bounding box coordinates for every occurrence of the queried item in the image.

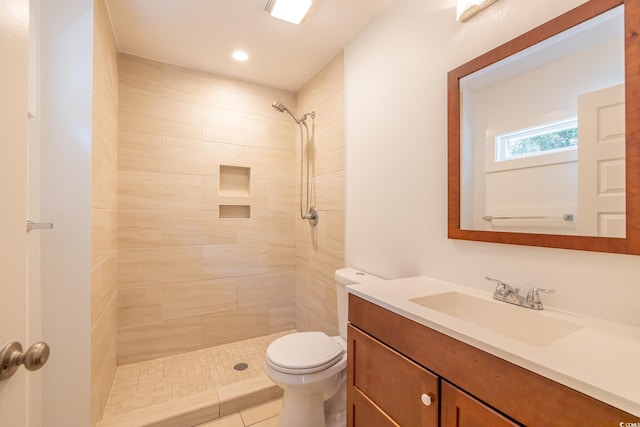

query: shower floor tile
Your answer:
[100,331,292,425]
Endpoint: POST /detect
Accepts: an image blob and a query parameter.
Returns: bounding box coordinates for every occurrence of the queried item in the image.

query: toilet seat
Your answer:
[267,332,344,375]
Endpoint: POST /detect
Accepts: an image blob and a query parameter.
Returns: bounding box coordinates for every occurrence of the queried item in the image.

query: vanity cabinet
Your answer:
[348,325,514,427]
[347,294,640,427]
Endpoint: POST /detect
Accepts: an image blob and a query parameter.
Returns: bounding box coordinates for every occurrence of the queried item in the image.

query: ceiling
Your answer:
[105,0,402,93]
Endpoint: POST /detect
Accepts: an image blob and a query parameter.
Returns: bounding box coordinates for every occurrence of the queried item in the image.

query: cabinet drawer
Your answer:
[441,380,521,427]
[348,325,438,427]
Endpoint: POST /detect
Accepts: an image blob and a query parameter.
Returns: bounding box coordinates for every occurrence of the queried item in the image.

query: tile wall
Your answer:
[294,54,346,334]
[91,0,119,424]
[116,54,298,364]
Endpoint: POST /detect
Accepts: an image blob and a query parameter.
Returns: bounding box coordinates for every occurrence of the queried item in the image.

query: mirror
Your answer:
[448,0,640,254]
[461,6,624,237]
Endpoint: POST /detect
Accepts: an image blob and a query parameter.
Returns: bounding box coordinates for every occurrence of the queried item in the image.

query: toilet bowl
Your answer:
[265,268,382,427]
[265,333,348,427]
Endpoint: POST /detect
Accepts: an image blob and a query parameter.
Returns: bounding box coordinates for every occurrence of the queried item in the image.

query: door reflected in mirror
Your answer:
[459,5,624,237]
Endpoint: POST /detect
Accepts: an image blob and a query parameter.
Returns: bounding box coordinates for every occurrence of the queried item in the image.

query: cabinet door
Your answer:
[441,380,521,427]
[349,387,399,427]
[348,325,438,427]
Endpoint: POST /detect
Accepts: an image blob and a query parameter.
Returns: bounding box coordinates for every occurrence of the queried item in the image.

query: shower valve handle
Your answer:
[305,207,319,226]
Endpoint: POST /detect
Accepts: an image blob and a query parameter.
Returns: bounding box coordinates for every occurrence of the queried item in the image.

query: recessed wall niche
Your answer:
[219,165,251,197]
[219,165,251,218]
[219,205,251,219]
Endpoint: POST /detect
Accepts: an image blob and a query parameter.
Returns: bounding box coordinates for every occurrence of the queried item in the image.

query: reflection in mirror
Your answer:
[448,0,640,255]
[460,5,625,237]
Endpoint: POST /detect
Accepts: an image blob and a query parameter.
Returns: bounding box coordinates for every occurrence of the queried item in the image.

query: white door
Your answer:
[0,0,31,424]
[577,84,626,237]
[0,0,46,424]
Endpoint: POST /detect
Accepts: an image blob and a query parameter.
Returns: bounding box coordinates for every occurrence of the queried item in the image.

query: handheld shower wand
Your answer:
[272,101,318,226]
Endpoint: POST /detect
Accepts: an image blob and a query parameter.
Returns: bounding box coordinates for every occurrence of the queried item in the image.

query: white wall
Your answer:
[40,0,93,425]
[345,0,640,327]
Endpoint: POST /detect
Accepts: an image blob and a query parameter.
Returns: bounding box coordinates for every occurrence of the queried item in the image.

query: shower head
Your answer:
[272,101,286,113]
[272,101,302,124]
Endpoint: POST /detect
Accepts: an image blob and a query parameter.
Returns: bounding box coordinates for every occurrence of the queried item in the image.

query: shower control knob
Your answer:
[305,206,319,226]
[0,341,50,380]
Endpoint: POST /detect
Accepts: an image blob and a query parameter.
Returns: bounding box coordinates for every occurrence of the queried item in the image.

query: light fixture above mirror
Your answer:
[457,0,498,22]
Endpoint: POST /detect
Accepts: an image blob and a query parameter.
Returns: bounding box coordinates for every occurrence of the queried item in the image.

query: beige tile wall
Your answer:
[91,0,119,424]
[117,53,298,364]
[294,54,346,334]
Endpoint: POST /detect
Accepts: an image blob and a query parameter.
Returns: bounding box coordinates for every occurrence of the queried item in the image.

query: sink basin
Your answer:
[410,292,583,347]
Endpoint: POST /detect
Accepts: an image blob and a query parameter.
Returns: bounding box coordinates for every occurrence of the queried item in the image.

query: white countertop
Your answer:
[347,276,640,417]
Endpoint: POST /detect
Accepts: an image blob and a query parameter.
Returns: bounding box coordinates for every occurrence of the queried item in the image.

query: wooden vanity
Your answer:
[347,294,640,426]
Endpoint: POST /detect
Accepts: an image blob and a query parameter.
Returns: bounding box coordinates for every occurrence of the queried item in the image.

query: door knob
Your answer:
[0,341,50,380]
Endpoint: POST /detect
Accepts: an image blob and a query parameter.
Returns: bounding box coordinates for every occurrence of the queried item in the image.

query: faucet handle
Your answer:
[485,276,519,295]
[485,276,500,284]
[526,287,555,303]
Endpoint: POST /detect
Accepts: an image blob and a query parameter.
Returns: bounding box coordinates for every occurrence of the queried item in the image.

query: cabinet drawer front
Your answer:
[441,380,521,427]
[348,325,438,427]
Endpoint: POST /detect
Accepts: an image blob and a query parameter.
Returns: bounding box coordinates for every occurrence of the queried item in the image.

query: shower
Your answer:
[272,101,318,226]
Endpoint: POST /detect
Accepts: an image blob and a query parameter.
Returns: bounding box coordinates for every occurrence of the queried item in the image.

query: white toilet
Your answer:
[265,268,381,427]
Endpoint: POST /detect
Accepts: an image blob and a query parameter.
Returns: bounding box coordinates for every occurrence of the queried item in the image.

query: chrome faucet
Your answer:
[485,277,554,310]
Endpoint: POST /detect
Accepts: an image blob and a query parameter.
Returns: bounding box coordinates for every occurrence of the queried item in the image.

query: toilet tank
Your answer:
[335,268,382,339]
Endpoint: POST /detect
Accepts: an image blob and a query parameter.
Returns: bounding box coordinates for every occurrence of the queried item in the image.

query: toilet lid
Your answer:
[266,332,344,374]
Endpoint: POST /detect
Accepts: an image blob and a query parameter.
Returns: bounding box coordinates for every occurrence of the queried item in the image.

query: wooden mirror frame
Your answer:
[448,0,640,255]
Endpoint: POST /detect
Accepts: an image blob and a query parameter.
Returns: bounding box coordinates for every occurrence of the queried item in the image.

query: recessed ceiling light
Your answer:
[231,49,249,62]
[265,0,313,25]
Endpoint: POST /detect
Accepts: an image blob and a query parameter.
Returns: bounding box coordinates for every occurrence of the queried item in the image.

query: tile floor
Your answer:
[197,398,281,427]
[99,331,291,426]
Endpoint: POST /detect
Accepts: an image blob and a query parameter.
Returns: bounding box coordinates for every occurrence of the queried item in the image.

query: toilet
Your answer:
[265,268,382,427]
